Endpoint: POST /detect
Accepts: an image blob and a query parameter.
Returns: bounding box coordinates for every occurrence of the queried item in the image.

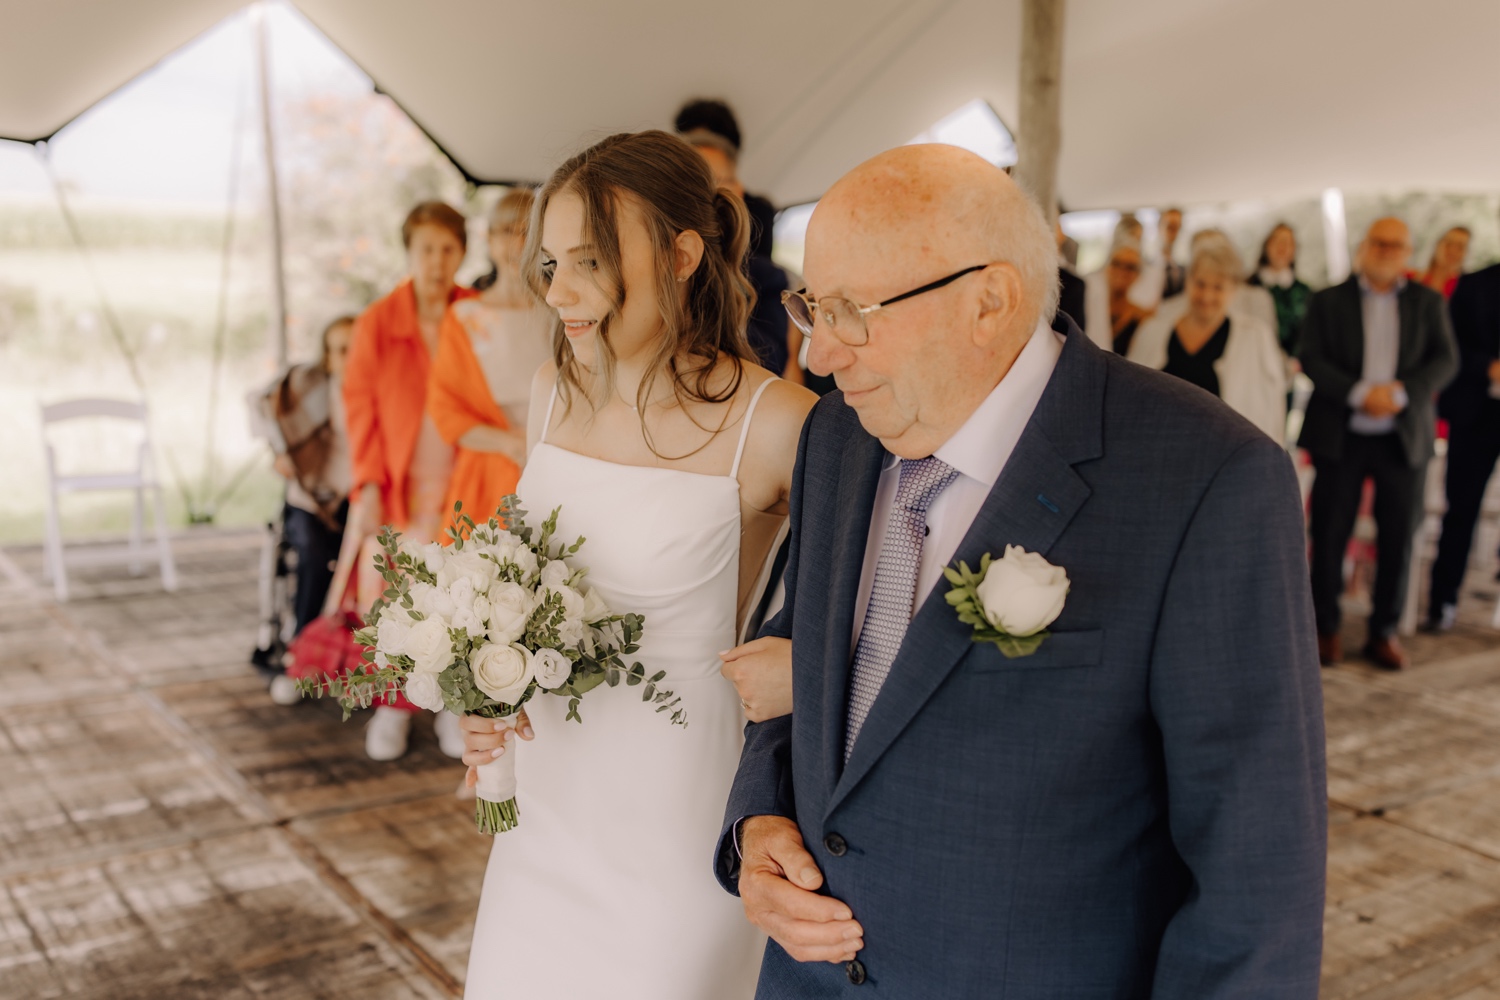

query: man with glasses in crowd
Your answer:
[716,143,1326,997]
[1298,218,1457,670]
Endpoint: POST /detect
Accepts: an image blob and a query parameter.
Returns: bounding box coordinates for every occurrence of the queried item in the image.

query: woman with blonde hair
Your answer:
[458,131,816,999]
[1128,239,1287,441]
[427,189,553,526]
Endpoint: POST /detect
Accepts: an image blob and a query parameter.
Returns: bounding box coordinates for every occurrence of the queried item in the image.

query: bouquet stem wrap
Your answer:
[473,712,520,834]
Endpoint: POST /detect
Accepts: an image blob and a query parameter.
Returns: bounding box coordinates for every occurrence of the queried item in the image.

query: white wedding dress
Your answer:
[464,381,772,999]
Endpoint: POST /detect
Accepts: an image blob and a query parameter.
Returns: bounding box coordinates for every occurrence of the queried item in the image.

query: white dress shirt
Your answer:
[1348,276,1408,435]
[851,321,1064,650]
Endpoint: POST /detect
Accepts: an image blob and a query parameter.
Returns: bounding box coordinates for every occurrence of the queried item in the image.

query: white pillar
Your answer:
[1321,187,1350,285]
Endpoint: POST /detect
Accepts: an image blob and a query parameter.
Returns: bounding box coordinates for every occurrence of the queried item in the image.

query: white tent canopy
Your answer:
[3,0,1498,209]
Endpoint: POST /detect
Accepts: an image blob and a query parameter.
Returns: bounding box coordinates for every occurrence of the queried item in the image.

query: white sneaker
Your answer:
[268,674,301,706]
[434,711,466,759]
[366,706,412,761]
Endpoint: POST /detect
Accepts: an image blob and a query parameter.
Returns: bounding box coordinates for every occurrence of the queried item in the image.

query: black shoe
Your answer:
[1420,603,1457,634]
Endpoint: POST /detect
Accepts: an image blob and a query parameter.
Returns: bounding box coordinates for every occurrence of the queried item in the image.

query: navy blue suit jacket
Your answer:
[718,320,1327,998]
[1437,264,1500,431]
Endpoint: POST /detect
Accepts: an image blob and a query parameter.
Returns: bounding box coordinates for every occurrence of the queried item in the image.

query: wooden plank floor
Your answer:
[3,528,1500,997]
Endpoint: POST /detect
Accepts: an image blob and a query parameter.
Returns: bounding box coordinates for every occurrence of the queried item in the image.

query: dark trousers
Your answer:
[1429,403,1500,611]
[1308,433,1423,639]
[284,502,346,637]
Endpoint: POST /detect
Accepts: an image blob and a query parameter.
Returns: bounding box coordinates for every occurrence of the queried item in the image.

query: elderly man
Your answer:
[717,145,1326,997]
[1298,218,1457,670]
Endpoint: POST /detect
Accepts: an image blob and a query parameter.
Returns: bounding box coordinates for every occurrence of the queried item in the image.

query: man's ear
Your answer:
[974,262,1026,346]
[674,229,707,282]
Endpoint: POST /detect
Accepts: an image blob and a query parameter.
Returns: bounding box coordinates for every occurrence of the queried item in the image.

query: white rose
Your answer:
[482,533,520,564]
[546,585,586,624]
[409,582,456,622]
[402,616,453,674]
[487,582,534,644]
[532,647,572,689]
[974,546,1070,637]
[418,541,447,574]
[451,606,484,637]
[540,559,572,591]
[375,611,412,657]
[556,618,586,651]
[438,550,498,594]
[403,670,445,712]
[471,642,535,705]
[448,576,476,615]
[510,544,539,580]
[581,586,611,624]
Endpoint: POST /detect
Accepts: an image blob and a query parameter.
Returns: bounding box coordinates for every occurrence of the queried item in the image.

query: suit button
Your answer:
[823,832,848,857]
[846,959,867,985]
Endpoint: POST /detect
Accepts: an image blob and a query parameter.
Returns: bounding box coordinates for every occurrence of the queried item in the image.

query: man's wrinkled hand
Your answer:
[738,815,863,964]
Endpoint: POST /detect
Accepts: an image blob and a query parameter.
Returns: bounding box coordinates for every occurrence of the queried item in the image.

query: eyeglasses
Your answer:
[781,264,989,347]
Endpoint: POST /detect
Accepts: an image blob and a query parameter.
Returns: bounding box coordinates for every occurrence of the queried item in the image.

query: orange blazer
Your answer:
[344,279,477,529]
[428,308,523,530]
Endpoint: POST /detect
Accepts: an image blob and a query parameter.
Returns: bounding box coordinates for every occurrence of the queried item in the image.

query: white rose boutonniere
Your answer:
[944,545,1069,658]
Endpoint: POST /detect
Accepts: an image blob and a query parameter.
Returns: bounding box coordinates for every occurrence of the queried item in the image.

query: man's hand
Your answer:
[1362,383,1403,418]
[739,815,863,964]
[273,454,297,480]
[720,637,793,722]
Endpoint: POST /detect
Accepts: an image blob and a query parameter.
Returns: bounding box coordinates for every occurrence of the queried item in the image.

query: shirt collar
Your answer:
[1357,273,1406,296]
[883,320,1063,485]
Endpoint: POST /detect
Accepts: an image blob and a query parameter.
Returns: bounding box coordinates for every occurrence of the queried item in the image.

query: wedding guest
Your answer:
[674,99,777,258]
[428,189,553,527]
[261,315,355,637]
[1130,206,1186,308]
[1154,229,1280,336]
[720,143,1326,997]
[680,124,803,384]
[1426,260,1500,630]
[1055,217,1086,330]
[1128,240,1286,441]
[1298,217,1457,670]
[1248,222,1313,356]
[1416,226,1470,299]
[1083,237,1152,354]
[342,200,476,760]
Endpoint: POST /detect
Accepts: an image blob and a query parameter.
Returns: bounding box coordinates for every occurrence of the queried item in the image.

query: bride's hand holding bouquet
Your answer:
[298,495,686,833]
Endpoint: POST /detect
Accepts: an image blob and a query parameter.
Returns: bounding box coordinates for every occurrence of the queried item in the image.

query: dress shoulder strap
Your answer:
[539,381,560,444]
[729,377,779,480]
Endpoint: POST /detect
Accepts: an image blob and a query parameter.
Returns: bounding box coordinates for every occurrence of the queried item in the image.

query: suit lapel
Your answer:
[825,324,1105,818]
[1396,283,1421,372]
[817,424,886,799]
[1342,277,1366,376]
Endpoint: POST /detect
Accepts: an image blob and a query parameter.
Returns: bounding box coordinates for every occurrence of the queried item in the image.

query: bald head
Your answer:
[810,145,1057,327]
[800,144,1058,459]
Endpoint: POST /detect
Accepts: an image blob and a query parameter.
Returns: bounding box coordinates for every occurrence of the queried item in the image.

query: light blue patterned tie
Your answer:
[845,456,960,760]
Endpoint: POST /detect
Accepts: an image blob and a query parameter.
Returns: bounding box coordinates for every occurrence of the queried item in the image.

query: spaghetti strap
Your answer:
[539,381,560,444]
[729,377,778,480]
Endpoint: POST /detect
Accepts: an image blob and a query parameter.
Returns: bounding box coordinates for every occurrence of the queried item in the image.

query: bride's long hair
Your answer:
[522,130,756,452]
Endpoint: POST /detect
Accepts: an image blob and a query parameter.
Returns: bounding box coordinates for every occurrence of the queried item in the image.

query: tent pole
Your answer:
[1321,187,1350,285]
[1013,0,1065,225]
[254,3,288,370]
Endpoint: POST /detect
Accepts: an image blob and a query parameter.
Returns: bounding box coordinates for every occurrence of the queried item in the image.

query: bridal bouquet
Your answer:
[298,497,686,834]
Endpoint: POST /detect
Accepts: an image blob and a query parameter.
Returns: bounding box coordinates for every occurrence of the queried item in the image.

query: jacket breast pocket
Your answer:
[964,628,1105,673]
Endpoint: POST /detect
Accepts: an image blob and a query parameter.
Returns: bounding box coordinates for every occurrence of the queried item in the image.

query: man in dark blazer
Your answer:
[717,145,1326,998]
[1427,262,1500,629]
[1297,218,1457,670]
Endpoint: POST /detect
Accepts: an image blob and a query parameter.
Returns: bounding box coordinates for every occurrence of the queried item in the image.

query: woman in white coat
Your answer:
[1128,239,1287,443]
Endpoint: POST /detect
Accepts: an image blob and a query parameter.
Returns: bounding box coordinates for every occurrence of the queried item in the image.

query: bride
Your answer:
[458,131,815,999]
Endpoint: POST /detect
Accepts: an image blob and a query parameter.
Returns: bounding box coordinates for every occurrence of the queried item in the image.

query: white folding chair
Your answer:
[39,398,178,601]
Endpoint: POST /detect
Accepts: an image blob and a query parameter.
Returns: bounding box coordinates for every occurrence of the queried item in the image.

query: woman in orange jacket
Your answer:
[340,200,477,761]
[428,189,554,529]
